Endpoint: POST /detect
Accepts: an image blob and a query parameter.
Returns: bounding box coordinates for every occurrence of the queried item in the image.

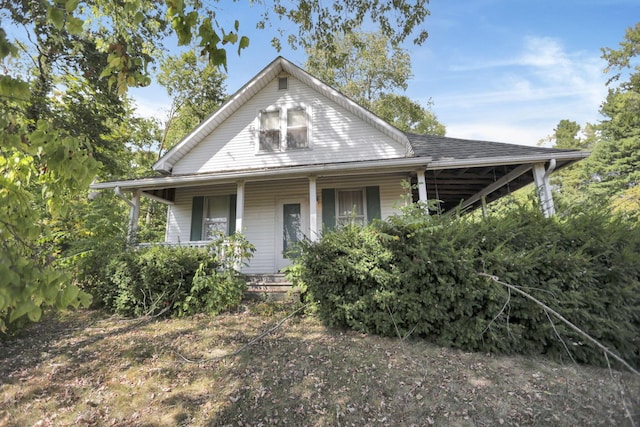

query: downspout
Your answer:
[533,159,557,218]
[544,158,557,179]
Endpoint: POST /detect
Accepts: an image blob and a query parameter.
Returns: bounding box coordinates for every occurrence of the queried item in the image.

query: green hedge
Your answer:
[297,204,640,368]
[76,233,254,317]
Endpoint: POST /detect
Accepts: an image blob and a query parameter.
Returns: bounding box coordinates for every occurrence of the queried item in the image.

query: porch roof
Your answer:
[91,135,588,213]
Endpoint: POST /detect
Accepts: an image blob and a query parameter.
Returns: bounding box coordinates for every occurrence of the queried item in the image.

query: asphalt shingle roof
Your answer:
[406,133,579,161]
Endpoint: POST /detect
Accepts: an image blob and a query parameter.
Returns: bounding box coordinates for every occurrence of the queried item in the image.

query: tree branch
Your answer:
[478,272,639,376]
[174,304,309,364]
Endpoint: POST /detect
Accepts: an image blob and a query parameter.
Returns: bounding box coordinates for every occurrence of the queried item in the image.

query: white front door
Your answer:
[275,197,308,271]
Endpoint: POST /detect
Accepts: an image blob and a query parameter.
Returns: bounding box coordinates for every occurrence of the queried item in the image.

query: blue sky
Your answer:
[131,0,640,146]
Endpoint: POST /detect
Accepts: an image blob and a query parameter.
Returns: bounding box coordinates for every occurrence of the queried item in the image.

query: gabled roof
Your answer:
[153,56,412,174]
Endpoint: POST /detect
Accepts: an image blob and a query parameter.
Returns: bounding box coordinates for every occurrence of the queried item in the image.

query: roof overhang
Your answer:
[92,157,434,193]
[92,150,588,211]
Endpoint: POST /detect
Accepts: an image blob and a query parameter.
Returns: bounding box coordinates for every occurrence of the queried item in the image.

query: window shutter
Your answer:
[190,196,204,241]
[366,186,381,222]
[228,194,237,235]
[321,188,336,230]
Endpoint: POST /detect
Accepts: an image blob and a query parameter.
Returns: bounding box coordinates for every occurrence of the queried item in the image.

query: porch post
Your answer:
[532,162,556,218]
[128,190,141,244]
[308,176,319,241]
[481,196,488,218]
[416,169,428,213]
[235,181,245,233]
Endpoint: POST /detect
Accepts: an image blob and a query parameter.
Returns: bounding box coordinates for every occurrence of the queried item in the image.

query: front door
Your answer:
[276,198,308,270]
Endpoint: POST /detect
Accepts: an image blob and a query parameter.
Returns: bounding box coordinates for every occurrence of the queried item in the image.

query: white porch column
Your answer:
[481,196,488,218]
[127,190,141,244]
[308,176,319,241]
[235,181,245,233]
[416,169,428,213]
[532,162,556,218]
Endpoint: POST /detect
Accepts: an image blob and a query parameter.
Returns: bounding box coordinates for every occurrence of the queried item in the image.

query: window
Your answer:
[287,108,308,149]
[337,189,365,225]
[278,77,288,90]
[259,110,280,151]
[203,196,229,239]
[258,106,308,152]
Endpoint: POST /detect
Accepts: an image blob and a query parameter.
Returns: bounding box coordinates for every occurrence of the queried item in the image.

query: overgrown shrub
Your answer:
[297,203,640,368]
[77,233,254,317]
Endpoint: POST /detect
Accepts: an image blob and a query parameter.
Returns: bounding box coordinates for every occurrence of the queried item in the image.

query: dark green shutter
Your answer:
[366,186,381,222]
[321,188,336,230]
[228,194,237,235]
[190,196,204,240]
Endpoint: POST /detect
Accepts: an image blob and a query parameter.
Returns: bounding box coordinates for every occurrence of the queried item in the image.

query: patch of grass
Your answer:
[1,306,638,426]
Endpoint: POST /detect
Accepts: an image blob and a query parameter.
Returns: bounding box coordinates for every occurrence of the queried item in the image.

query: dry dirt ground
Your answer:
[1,305,639,426]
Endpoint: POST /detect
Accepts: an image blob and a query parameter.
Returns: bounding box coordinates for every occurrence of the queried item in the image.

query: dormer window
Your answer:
[258,106,309,152]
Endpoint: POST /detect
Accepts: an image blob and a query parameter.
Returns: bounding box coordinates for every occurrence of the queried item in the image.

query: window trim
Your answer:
[256,104,311,153]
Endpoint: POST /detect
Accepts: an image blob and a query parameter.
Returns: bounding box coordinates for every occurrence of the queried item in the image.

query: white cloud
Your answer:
[422,36,608,146]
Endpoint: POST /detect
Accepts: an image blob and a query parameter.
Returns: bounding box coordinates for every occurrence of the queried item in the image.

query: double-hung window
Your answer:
[286,108,308,149]
[203,196,230,239]
[259,110,281,151]
[258,106,308,152]
[337,189,366,226]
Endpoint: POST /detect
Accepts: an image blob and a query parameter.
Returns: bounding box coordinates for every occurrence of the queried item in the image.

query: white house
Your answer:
[91,56,589,275]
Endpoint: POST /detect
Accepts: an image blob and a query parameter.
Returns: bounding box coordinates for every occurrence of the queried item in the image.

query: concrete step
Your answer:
[244,273,294,294]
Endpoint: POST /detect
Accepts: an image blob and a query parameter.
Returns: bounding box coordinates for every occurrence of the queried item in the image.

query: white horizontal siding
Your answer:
[164,174,408,273]
[171,76,407,175]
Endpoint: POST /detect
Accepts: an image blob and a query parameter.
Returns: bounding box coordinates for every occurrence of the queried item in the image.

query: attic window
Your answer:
[278,77,288,90]
[259,110,281,151]
[258,106,309,152]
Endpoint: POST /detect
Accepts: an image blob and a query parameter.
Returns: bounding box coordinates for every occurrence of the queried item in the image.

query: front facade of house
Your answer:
[92,57,589,274]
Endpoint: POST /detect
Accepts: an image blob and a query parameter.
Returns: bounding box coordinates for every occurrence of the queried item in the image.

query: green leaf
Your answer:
[239,36,250,52]
[222,32,237,45]
[27,305,42,322]
[58,284,80,308]
[66,16,84,35]
[9,301,37,323]
[65,0,80,13]
[47,6,65,31]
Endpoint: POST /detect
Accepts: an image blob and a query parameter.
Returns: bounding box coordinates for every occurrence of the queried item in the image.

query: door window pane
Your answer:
[283,203,302,257]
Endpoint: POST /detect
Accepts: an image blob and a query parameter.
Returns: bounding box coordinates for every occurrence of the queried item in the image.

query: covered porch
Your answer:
[90,152,585,274]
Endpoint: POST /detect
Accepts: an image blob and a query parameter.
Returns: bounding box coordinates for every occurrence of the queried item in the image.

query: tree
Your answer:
[585,23,640,200]
[552,120,582,149]
[157,51,227,154]
[305,30,412,108]
[372,94,446,135]
[0,1,432,331]
[305,29,445,135]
